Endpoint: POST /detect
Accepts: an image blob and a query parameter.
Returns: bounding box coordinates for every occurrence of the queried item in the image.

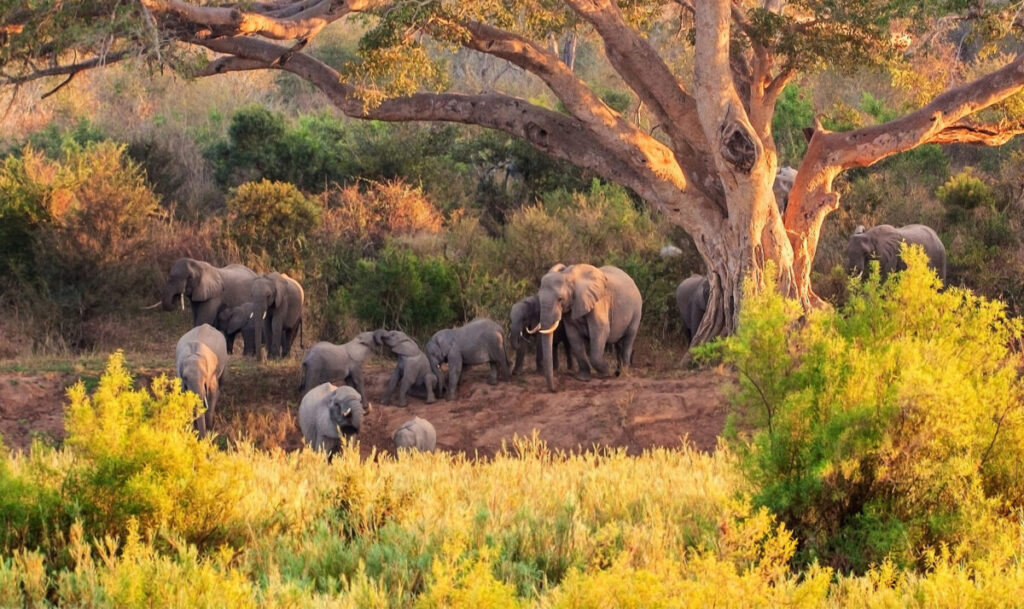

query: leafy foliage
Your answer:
[707,249,1024,572]
[937,169,997,222]
[225,179,321,272]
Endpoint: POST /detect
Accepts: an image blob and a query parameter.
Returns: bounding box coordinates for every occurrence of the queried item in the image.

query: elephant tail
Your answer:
[299,317,305,350]
[298,361,308,393]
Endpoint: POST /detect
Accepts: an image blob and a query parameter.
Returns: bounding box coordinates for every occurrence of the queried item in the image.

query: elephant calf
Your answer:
[216,302,258,356]
[426,318,510,401]
[393,417,436,452]
[298,383,364,459]
[175,323,228,437]
[299,331,376,407]
[847,224,947,282]
[374,330,437,407]
[509,295,572,376]
[675,274,710,345]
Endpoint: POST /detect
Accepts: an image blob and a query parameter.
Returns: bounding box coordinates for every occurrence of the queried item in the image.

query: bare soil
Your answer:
[0,349,734,457]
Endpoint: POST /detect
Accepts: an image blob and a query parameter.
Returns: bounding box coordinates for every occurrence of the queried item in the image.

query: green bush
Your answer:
[225,179,321,272]
[706,248,1024,572]
[348,243,460,336]
[937,169,998,222]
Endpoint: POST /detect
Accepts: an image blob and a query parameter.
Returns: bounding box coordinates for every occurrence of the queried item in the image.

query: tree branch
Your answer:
[196,34,720,230]
[563,0,722,200]
[0,50,132,87]
[140,0,361,41]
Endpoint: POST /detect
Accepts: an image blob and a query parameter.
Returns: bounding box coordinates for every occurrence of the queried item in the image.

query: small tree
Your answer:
[225,179,321,271]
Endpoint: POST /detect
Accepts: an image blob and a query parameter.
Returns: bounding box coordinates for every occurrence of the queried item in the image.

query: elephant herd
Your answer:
[159,169,948,454]
[157,258,646,457]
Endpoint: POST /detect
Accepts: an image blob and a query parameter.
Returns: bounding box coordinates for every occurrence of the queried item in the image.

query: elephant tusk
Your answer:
[249,312,254,319]
[203,395,209,413]
[343,408,351,417]
[525,323,541,335]
[180,292,185,311]
[142,301,162,310]
[537,319,560,335]
[262,311,267,320]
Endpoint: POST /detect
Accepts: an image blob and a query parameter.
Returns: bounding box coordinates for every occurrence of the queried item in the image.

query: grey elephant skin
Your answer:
[847,224,946,282]
[675,275,710,345]
[509,295,572,375]
[374,330,437,406]
[159,258,258,331]
[216,302,258,356]
[426,318,510,400]
[774,166,797,215]
[299,331,376,406]
[175,323,228,437]
[393,417,437,452]
[536,263,643,392]
[298,383,364,459]
[250,272,304,361]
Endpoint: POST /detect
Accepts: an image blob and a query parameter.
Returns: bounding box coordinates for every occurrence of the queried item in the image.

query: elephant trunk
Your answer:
[254,304,267,362]
[541,330,556,392]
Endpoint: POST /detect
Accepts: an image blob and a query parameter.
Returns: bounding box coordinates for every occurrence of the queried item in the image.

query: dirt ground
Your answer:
[0,351,734,457]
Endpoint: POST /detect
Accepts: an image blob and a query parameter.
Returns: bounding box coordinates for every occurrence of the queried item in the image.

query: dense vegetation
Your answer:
[4,257,1024,605]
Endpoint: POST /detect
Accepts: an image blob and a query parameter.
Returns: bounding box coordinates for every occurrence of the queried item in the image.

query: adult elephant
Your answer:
[509,295,572,375]
[299,331,376,406]
[175,323,228,437]
[250,272,304,361]
[298,383,364,459]
[534,263,642,392]
[156,258,257,328]
[847,224,946,282]
[425,318,510,401]
[675,275,710,346]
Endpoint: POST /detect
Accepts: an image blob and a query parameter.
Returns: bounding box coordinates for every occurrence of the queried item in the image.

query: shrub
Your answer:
[347,243,460,336]
[937,169,998,222]
[225,179,321,272]
[706,249,1024,572]
[320,179,442,256]
[0,142,168,348]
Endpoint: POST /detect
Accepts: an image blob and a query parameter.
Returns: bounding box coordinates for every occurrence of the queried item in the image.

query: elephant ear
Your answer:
[572,266,607,319]
[548,263,567,273]
[191,266,222,302]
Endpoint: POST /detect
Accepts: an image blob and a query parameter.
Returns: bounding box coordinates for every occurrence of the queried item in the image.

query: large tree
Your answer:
[4,0,1024,341]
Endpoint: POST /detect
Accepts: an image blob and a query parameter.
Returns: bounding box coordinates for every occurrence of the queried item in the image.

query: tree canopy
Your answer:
[4,0,1024,339]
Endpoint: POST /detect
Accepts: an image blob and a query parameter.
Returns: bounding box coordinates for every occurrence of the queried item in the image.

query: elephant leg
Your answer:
[225,332,237,355]
[587,323,612,377]
[513,343,527,376]
[617,318,640,374]
[397,373,414,407]
[271,315,285,359]
[447,355,463,400]
[350,367,366,405]
[564,324,591,381]
[195,300,221,327]
[534,339,544,374]
[492,340,511,381]
[194,404,207,437]
[382,366,401,405]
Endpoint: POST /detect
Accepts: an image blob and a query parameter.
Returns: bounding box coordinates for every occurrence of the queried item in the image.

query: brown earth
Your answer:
[0,351,734,457]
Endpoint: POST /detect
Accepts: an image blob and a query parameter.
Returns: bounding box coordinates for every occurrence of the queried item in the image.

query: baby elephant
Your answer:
[298,383,364,459]
[175,324,228,437]
[299,331,376,407]
[426,318,510,400]
[509,295,572,376]
[374,330,437,407]
[216,301,258,356]
[393,416,436,452]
